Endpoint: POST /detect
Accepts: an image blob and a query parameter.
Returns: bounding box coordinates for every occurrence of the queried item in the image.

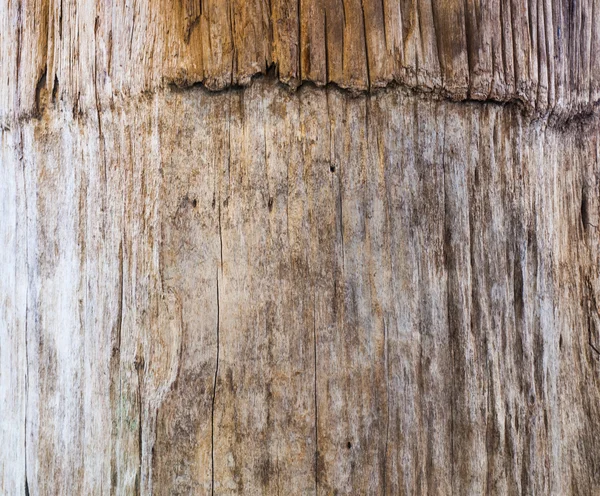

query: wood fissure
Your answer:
[211,269,220,495]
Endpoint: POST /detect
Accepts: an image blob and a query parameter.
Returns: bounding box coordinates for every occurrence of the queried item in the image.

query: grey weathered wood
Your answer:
[2,1,600,494]
[2,80,600,494]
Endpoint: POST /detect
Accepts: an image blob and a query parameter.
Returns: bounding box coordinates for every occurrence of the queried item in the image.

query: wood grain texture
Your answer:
[3,1,600,494]
[2,78,600,494]
[2,0,600,123]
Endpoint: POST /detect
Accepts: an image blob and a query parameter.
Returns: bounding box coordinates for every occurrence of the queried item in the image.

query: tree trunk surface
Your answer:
[2,1,600,495]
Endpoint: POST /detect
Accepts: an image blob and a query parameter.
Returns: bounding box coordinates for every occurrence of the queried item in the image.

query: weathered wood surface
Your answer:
[1,0,600,122]
[2,0,600,495]
[2,79,600,494]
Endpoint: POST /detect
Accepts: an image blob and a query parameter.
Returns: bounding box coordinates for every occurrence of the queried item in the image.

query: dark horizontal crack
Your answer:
[5,69,600,131]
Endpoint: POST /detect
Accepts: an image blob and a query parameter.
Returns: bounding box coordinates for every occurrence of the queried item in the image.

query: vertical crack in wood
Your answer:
[129,0,137,58]
[467,116,478,490]
[15,1,22,106]
[380,0,388,53]
[51,74,59,104]
[211,267,221,495]
[341,0,347,74]
[499,0,506,84]
[228,0,236,82]
[298,0,303,81]
[313,290,318,495]
[218,204,223,275]
[586,277,600,356]
[136,366,143,496]
[430,0,444,88]
[508,0,519,97]
[587,0,595,104]
[21,129,29,496]
[383,317,390,496]
[210,114,226,490]
[227,93,232,195]
[337,171,345,273]
[58,0,63,41]
[360,0,371,89]
[93,15,108,205]
[381,113,394,493]
[109,239,125,493]
[34,66,47,116]
[117,240,125,358]
[324,9,329,84]
[441,110,455,493]
[414,0,424,80]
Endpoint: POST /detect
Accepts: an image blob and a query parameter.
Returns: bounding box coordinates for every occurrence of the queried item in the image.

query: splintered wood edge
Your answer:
[1,0,600,123]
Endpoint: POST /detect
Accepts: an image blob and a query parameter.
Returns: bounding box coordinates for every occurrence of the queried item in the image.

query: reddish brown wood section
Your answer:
[1,0,600,121]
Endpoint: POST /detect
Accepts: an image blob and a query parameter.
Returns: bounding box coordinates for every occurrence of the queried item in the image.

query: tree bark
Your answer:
[2,1,600,495]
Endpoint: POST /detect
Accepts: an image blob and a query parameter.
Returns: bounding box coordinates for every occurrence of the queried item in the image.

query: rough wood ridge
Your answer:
[1,0,600,122]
